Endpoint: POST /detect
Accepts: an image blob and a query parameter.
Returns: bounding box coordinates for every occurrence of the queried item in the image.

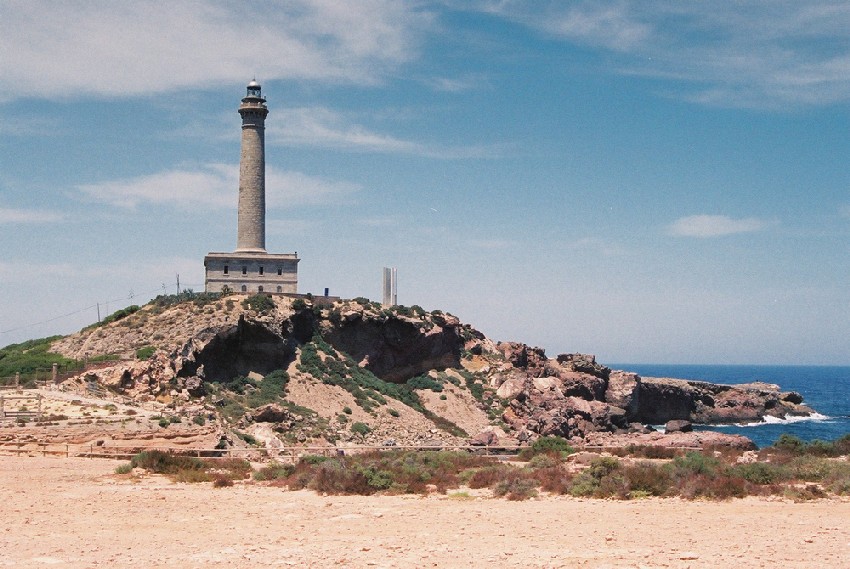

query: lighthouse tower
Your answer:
[204,81,299,295]
[236,80,267,253]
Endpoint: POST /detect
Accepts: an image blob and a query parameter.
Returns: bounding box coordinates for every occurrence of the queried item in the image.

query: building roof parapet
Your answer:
[205,251,299,261]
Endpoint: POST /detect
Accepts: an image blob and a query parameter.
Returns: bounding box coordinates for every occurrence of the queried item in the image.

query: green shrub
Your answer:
[526,453,560,469]
[242,294,275,313]
[567,456,621,498]
[407,374,443,392]
[114,463,133,475]
[730,462,787,485]
[343,406,352,415]
[0,336,82,381]
[218,375,257,395]
[173,469,211,483]
[130,450,205,474]
[494,477,538,501]
[245,369,290,408]
[192,415,206,426]
[292,298,308,311]
[521,436,574,460]
[98,305,140,327]
[388,408,400,417]
[351,422,371,436]
[212,474,234,488]
[254,462,295,481]
[135,346,156,360]
[234,430,259,446]
[773,434,806,453]
[788,455,835,482]
[621,461,672,497]
[300,454,331,465]
[670,452,720,477]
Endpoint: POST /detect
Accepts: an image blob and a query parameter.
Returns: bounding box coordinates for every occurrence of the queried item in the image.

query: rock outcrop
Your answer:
[488,347,812,442]
[48,294,816,449]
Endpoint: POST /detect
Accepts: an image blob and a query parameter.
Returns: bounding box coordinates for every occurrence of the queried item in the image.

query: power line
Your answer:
[0,279,206,336]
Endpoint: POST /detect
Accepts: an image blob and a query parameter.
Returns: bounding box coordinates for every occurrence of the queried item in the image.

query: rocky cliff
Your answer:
[48,294,813,449]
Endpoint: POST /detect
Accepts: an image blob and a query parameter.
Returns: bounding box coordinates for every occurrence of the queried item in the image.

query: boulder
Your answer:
[555,370,607,401]
[665,420,693,434]
[253,403,290,423]
[556,353,610,379]
[469,429,499,446]
[497,342,548,376]
[605,371,640,418]
[496,375,526,400]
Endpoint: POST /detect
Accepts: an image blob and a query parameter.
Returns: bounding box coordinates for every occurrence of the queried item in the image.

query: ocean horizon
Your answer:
[611,364,850,449]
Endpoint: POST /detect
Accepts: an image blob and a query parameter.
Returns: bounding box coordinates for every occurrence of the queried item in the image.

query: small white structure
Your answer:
[205,81,299,294]
[382,267,397,307]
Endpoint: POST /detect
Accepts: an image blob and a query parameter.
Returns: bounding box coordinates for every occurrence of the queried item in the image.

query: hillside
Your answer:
[6,292,815,451]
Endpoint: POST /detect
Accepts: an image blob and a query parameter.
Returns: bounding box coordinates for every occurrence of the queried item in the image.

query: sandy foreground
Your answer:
[0,457,848,569]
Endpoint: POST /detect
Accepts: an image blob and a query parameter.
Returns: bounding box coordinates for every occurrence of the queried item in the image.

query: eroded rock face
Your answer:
[665,419,693,433]
[48,295,817,449]
[496,351,630,439]
[251,403,291,423]
[489,344,814,443]
[178,317,298,382]
[68,351,178,398]
[322,309,464,383]
[636,377,813,425]
[605,371,641,417]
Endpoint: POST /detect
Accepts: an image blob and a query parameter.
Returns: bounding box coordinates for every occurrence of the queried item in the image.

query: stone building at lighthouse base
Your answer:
[203,80,301,296]
[204,251,298,295]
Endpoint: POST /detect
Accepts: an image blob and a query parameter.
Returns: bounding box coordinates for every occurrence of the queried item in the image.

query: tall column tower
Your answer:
[204,80,299,296]
[236,80,268,253]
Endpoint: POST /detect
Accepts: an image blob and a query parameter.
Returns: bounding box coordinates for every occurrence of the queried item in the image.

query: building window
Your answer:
[258,286,264,292]
[277,267,282,275]
[242,266,247,275]
[259,266,264,275]
[223,265,229,275]
[241,285,247,292]
[276,286,282,293]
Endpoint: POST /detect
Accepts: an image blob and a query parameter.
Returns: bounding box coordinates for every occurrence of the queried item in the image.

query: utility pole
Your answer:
[176,273,180,295]
[96,303,101,322]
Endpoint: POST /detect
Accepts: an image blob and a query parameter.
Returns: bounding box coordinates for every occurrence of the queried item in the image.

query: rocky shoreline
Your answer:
[39,295,815,451]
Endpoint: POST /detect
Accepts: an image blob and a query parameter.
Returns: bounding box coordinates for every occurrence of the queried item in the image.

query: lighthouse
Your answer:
[204,81,299,294]
[236,80,267,253]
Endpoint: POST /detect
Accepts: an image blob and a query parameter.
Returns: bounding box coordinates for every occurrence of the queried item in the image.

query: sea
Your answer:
[612,364,850,449]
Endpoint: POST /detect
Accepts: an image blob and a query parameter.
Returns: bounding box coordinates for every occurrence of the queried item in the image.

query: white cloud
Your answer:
[427,74,489,93]
[667,214,771,238]
[269,106,504,158]
[540,4,651,51]
[77,165,235,210]
[266,170,360,208]
[76,164,359,210]
[270,107,421,154]
[0,1,431,100]
[0,207,65,224]
[484,1,850,108]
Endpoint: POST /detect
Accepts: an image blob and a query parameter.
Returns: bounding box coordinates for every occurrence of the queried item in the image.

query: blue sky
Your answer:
[2,1,849,365]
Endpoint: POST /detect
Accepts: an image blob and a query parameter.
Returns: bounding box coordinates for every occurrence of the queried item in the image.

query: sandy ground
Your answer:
[1,457,848,569]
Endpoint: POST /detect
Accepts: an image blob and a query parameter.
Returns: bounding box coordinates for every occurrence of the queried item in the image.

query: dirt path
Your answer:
[1,456,848,568]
